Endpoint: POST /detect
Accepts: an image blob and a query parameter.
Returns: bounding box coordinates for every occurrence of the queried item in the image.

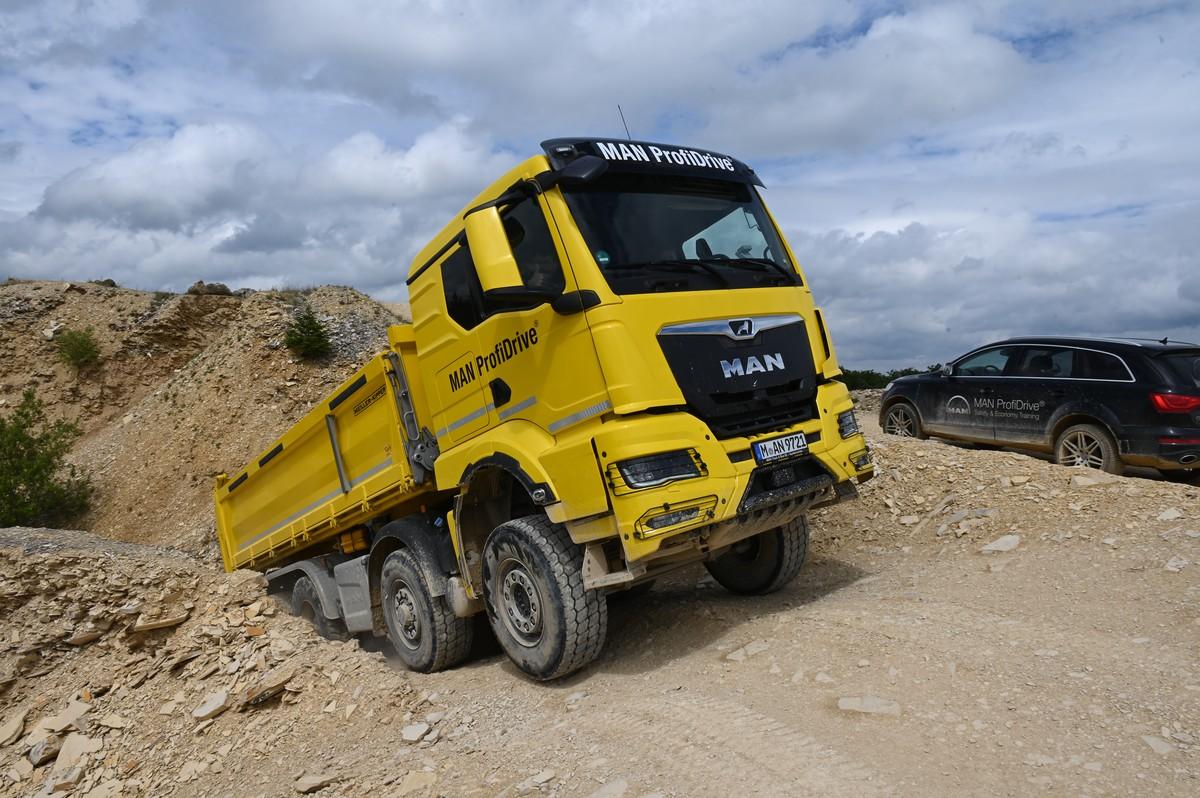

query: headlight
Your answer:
[838,409,860,439]
[608,449,706,492]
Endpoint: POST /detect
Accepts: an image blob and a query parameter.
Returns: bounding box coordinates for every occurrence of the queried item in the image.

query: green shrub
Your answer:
[840,366,933,390]
[56,327,101,370]
[284,304,333,359]
[0,390,92,527]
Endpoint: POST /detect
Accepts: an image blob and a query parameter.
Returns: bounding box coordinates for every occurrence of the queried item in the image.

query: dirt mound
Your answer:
[818,413,1200,556]
[0,528,463,797]
[0,280,403,548]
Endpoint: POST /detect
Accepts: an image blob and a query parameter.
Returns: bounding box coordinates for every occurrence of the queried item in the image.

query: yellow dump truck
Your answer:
[215,137,872,680]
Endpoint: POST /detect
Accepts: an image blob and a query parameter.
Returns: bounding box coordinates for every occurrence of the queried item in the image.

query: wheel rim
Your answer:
[727,536,764,563]
[390,580,421,651]
[497,558,543,648]
[885,407,915,437]
[1061,431,1105,469]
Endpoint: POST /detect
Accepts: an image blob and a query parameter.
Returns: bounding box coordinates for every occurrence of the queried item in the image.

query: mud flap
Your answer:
[333,556,373,634]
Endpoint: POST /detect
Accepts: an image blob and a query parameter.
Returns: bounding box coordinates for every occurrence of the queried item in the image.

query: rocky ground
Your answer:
[3,413,1198,797]
[2,280,1197,795]
[0,280,404,551]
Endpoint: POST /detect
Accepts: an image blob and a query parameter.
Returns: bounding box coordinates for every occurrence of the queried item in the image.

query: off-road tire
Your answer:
[1055,423,1125,475]
[290,576,351,642]
[882,402,927,440]
[380,549,473,672]
[704,516,809,595]
[483,514,607,681]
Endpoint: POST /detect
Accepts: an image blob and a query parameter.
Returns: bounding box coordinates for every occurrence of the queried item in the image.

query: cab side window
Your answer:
[441,246,486,331]
[501,199,566,295]
[1013,347,1074,378]
[956,347,1015,376]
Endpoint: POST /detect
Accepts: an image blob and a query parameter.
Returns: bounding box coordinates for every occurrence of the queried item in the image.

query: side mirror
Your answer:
[536,155,608,191]
[464,206,524,293]
[557,155,607,186]
[939,363,953,377]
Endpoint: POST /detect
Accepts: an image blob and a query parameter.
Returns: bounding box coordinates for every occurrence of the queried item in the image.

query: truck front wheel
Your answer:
[483,515,608,681]
[380,549,473,672]
[704,516,809,595]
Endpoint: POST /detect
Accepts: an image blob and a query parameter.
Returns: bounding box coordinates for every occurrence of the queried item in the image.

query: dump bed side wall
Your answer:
[216,328,433,572]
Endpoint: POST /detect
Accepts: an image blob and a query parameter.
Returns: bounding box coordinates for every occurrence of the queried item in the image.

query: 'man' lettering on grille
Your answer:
[720,353,786,379]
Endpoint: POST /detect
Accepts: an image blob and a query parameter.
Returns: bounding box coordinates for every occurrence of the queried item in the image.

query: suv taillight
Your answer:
[1150,392,1200,413]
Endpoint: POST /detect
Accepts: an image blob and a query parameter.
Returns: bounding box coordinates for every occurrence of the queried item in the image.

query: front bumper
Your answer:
[588,382,871,562]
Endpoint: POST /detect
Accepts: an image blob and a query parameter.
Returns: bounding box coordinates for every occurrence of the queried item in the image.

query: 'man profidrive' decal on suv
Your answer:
[947,394,1046,421]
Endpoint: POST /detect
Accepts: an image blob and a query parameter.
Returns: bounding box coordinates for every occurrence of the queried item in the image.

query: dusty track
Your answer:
[4,414,1198,797]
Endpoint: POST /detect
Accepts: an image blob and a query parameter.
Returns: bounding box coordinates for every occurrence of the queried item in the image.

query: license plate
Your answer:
[752,432,808,464]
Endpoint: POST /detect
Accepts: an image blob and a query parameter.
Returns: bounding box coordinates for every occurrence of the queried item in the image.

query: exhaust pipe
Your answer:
[1180,453,1199,465]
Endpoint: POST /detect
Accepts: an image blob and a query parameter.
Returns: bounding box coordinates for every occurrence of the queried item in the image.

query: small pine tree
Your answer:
[0,390,92,527]
[284,304,333,359]
[56,327,101,371]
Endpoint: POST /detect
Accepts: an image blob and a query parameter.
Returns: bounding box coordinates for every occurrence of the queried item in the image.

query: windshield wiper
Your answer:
[608,259,731,286]
[722,257,800,284]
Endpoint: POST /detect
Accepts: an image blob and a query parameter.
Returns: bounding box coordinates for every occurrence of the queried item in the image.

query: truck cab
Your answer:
[406,138,871,676]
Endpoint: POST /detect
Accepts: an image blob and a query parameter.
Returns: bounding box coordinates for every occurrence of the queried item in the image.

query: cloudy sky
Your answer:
[2,1,1198,369]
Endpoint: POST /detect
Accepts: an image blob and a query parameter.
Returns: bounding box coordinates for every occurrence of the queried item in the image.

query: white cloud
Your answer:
[37,122,274,230]
[1,1,1198,367]
[303,119,514,205]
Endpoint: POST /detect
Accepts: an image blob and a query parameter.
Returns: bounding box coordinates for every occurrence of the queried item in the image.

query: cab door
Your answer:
[470,195,609,441]
[924,346,1018,442]
[419,245,492,446]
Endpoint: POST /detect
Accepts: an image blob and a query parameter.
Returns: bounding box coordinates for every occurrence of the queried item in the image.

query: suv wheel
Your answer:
[882,402,926,439]
[1055,423,1124,475]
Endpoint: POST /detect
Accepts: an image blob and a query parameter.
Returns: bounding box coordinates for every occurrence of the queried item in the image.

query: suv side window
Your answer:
[1081,350,1132,381]
[441,245,486,331]
[956,347,1015,376]
[1012,347,1075,378]
[502,199,566,296]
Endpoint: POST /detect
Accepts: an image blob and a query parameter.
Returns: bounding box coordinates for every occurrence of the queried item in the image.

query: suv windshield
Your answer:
[563,173,801,295]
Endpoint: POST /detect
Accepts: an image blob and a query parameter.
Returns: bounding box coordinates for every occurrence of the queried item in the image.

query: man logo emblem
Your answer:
[729,318,755,339]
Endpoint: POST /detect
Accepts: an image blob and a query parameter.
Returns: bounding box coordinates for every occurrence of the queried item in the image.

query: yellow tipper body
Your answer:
[215,326,435,572]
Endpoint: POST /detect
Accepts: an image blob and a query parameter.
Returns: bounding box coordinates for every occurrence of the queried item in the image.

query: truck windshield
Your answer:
[562,173,801,295]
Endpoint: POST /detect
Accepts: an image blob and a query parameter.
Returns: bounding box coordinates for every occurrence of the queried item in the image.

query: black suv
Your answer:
[879,337,1200,482]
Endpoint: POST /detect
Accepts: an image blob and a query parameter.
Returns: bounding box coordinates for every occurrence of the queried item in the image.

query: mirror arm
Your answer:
[462,184,531,219]
[551,289,601,316]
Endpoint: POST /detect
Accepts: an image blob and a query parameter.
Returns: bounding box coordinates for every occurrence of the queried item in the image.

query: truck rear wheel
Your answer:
[704,516,809,595]
[290,576,351,642]
[483,515,607,681]
[381,549,473,672]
